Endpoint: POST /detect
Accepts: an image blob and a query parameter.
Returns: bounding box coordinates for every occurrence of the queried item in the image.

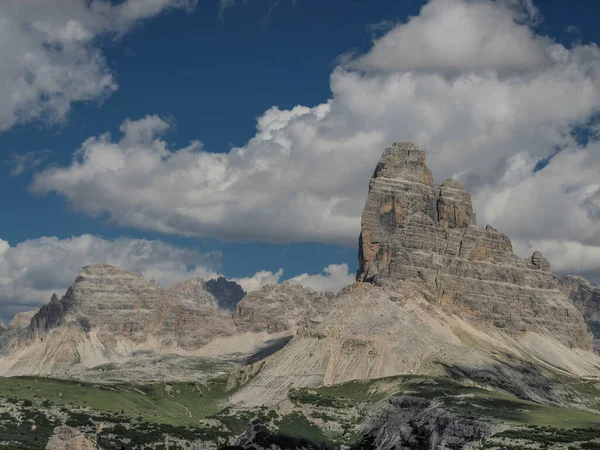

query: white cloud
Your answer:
[30,0,600,282]
[353,0,549,74]
[0,0,195,132]
[286,263,354,293]
[233,263,354,293]
[0,234,218,321]
[233,269,284,293]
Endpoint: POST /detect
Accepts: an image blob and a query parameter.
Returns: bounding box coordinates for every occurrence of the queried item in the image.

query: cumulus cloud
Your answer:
[0,234,218,321]
[233,263,353,293]
[353,0,549,74]
[286,263,355,292]
[0,0,195,132]
[233,269,284,293]
[31,0,600,281]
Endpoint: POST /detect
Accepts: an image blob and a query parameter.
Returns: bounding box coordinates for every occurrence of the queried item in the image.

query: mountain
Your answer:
[0,265,262,379]
[228,142,599,408]
[2,142,600,449]
[357,142,591,348]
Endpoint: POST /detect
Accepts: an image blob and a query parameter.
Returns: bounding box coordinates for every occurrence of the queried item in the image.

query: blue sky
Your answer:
[1,0,600,321]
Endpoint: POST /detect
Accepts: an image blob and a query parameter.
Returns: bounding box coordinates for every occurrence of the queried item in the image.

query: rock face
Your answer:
[356,142,591,350]
[45,426,98,450]
[360,395,494,450]
[560,275,600,353]
[28,264,166,343]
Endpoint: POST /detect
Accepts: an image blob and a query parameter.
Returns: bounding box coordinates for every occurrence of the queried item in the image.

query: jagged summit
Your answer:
[357,142,590,349]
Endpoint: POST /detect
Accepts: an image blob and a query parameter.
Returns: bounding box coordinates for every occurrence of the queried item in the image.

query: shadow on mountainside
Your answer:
[242,335,294,365]
[241,335,294,366]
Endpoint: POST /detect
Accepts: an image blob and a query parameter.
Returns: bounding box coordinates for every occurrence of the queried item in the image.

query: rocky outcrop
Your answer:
[356,142,591,350]
[29,292,76,338]
[45,426,98,450]
[207,276,246,310]
[560,275,600,353]
[360,395,494,450]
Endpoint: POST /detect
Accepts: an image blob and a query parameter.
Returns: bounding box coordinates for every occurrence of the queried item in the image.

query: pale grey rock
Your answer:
[356,142,591,350]
[30,291,76,338]
[45,425,98,450]
[360,395,493,450]
[530,250,551,272]
[168,278,220,308]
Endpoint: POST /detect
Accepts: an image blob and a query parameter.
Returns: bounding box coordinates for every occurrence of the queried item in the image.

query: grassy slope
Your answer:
[0,375,231,426]
[2,373,600,449]
[293,375,600,429]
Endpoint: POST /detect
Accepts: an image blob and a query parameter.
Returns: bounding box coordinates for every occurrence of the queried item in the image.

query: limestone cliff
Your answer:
[356,142,591,350]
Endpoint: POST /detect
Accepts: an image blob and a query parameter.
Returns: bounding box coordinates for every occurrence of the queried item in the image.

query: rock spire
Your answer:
[357,142,590,349]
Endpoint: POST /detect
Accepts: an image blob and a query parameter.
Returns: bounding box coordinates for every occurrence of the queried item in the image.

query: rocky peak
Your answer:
[357,142,591,350]
[530,250,551,272]
[29,291,76,338]
[373,142,434,186]
[206,276,246,310]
